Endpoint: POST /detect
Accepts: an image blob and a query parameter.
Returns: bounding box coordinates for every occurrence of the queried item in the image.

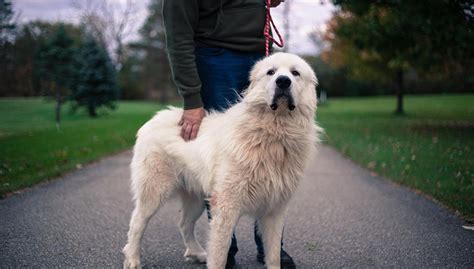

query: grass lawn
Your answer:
[0,98,161,196]
[1,95,473,220]
[316,94,474,220]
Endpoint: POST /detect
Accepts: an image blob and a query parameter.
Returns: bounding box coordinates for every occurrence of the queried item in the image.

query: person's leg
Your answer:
[196,47,254,111]
[254,221,265,255]
[255,222,295,269]
[254,222,288,259]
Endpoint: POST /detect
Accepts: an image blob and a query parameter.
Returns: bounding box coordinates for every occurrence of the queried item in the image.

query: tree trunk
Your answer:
[115,38,123,70]
[88,104,97,118]
[395,69,404,115]
[55,84,61,124]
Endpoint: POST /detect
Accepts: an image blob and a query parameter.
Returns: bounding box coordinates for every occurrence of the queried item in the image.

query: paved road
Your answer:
[1,146,473,268]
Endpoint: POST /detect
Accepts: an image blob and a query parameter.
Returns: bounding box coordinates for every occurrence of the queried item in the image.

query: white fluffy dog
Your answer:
[123,53,322,269]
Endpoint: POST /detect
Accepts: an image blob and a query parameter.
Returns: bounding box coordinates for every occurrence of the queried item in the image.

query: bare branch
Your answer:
[71,0,139,68]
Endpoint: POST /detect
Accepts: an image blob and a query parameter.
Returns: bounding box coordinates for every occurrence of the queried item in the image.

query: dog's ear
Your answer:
[249,58,265,83]
[244,58,265,96]
[243,78,257,97]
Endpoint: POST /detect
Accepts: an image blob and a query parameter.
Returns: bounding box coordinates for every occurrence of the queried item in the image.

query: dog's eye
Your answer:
[267,69,275,76]
[291,70,300,76]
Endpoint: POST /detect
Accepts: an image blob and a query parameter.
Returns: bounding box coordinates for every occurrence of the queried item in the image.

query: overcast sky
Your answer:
[13,0,335,54]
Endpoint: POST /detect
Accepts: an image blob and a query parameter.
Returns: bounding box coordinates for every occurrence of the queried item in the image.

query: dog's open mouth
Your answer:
[270,90,295,111]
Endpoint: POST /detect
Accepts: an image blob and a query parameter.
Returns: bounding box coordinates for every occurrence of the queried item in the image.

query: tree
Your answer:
[126,0,177,103]
[7,21,83,97]
[128,0,175,102]
[0,0,15,45]
[72,0,139,68]
[72,38,119,117]
[0,0,16,96]
[305,55,384,97]
[36,25,76,124]
[118,49,144,100]
[327,0,473,114]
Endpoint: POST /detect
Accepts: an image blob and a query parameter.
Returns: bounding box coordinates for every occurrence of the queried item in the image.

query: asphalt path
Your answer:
[1,146,473,268]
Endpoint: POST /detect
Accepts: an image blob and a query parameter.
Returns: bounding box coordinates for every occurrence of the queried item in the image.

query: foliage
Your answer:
[0,98,161,197]
[72,38,119,117]
[330,0,473,77]
[1,21,84,97]
[118,51,145,99]
[36,25,76,91]
[0,0,15,45]
[317,94,474,219]
[326,0,474,113]
[35,25,77,123]
[124,0,175,102]
[1,0,175,102]
[0,0,16,96]
[73,0,139,67]
[305,55,386,97]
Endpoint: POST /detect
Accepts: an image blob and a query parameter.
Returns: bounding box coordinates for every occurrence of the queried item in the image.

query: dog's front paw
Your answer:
[123,243,141,269]
[184,249,207,263]
[123,256,141,269]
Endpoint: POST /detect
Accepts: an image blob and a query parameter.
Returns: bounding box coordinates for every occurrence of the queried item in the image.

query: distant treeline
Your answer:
[306,55,473,98]
[0,0,177,104]
[1,0,472,113]
[311,0,473,111]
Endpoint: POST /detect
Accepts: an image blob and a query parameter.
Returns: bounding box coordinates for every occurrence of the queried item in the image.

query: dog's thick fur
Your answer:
[123,53,322,269]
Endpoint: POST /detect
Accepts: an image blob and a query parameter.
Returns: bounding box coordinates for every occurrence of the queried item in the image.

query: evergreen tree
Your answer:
[36,25,76,124]
[0,0,16,96]
[0,0,15,46]
[12,21,84,97]
[73,38,119,117]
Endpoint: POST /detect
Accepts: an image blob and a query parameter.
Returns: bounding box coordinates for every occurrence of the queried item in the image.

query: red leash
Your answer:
[264,0,285,56]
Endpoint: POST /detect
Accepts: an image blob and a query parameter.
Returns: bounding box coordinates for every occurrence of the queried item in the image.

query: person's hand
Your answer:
[179,107,205,141]
[270,0,284,7]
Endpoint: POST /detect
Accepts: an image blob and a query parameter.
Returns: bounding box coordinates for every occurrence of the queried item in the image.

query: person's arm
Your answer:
[163,0,204,141]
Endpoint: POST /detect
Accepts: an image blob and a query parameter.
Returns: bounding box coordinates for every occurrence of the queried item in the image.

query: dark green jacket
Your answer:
[162,0,267,109]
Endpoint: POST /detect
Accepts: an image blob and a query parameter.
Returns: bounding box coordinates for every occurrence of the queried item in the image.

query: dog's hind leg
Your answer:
[177,189,207,263]
[258,206,288,269]
[123,154,176,269]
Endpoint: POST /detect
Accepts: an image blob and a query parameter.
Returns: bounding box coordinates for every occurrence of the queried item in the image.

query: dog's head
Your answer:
[245,53,318,113]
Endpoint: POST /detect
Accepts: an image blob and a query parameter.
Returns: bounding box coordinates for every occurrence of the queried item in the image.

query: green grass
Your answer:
[1,95,473,220]
[0,98,161,196]
[316,94,474,219]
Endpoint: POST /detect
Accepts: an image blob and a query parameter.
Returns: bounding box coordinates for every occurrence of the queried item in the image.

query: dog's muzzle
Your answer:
[271,76,295,111]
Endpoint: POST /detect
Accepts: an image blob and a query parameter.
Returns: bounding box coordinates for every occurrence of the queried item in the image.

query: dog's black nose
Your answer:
[276,76,291,89]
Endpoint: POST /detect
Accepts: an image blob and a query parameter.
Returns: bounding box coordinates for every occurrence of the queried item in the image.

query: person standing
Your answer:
[162,0,295,268]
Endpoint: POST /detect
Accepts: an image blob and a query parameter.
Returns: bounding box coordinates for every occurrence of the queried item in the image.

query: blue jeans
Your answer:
[195,47,283,256]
